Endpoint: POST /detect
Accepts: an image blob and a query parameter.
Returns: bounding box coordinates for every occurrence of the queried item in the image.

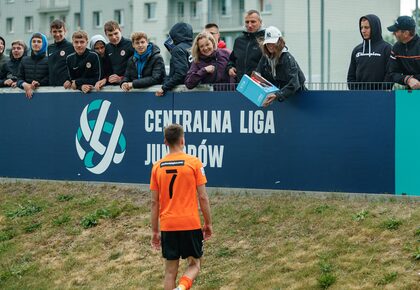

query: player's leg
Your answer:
[175,229,204,289]
[164,259,179,290]
[174,257,200,290]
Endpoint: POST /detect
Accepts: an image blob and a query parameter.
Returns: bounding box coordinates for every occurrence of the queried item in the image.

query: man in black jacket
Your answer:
[156,22,193,96]
[347,14,392,90]
[17,33,49,98]
[64,31,100,93]
[47,19,75,86]
[227,10,265,82]
[0,40,27,87]
[104,21,134,85]
[387,16,420,89]
[120,32,165,91]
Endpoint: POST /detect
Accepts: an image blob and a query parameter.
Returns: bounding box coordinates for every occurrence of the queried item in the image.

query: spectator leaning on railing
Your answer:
[89,34,113,91]
[156,22,193,97]
[256,26,306,107]
[0,40,27,88]
[17,33,49,99]
[64,31,101,94]
[184,31,231,89]
[120,32,165,91]
[387,16,420,90]
[47,19,75,87]
[104,20,134,86]
[347,14,392,90]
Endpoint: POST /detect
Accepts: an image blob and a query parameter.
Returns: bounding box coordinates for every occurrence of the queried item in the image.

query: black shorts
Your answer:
[161,229,204,260]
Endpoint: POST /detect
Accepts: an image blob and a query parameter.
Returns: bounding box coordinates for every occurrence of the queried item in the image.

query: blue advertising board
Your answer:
[0,89,395,193]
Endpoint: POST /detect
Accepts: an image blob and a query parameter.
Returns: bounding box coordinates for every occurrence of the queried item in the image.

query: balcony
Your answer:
[38,0,70,13]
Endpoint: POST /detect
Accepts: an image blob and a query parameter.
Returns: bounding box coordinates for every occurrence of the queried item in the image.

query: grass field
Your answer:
[0,181,419,289]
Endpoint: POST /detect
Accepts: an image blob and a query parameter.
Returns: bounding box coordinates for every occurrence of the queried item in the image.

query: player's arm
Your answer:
[150,189,160,249]
[197,184,212,240]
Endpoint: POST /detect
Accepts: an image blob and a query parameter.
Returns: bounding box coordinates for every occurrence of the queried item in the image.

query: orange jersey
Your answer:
[150,152,207,231]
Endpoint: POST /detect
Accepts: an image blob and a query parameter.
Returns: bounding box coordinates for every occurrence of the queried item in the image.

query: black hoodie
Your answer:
[0,36,9,70]
[161,22,193,92]
[347,14,392,89]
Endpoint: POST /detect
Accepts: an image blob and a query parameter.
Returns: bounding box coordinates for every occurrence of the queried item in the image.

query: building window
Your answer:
[49,16,55,24]
[220,0,232,16]
[191,1,198,18]
[59,15,66,23]
[259,0,272,13]
[114,9,124,26]
[74,13,80,30]
[24,16,33,33]
[145,3,157,20]
[177,2,184,18]
[93,11,102,28]
[6,18,14,33]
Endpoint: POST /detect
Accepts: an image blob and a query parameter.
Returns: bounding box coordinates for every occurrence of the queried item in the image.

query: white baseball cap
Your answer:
[263,26,282,45]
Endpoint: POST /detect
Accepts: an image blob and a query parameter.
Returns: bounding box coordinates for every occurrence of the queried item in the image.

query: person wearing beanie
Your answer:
[17,33,49,99]
[255,26,306,106]
[387,15,420,89]
[156,22,193,96]
[120,31,165,91]
[47,19,75,86]
[89,34,113,90]
[227,9,265,82]
[0,40,27,87]
[0,36,9,69]
[347,14,392,90]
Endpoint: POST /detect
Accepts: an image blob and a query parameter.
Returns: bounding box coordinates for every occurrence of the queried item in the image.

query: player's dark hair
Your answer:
[164,124,184,146]
[205,23,219,30]
[50,19,66,30]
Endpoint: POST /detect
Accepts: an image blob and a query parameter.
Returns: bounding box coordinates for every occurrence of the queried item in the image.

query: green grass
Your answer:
[0,181,419,289]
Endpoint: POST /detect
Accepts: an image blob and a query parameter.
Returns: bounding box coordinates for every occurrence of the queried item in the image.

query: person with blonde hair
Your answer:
[184,31,231,89]
[256,26,306,107]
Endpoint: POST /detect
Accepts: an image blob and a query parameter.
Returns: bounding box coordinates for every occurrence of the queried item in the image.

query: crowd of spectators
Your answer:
[0,11,418,107]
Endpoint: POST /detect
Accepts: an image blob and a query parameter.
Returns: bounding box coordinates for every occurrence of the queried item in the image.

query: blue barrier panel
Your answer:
[173,90,395,193]
[0,91,172,183]
[0,90,394,193]
[395,90,420,196]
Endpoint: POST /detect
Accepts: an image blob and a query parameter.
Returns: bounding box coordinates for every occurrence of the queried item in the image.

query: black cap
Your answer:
[387,16,416,32]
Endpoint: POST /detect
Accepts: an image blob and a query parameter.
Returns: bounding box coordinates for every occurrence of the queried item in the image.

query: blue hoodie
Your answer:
[30,33,48,57]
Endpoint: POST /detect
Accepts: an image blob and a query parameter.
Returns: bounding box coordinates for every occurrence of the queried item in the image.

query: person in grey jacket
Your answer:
[121,32,165,91]
[256,26,306,107]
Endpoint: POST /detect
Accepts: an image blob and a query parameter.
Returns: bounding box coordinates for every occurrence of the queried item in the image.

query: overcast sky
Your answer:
[401,0,417,15]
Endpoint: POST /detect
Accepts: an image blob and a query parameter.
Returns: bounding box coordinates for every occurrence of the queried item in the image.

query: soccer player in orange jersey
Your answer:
[150,124,213,290]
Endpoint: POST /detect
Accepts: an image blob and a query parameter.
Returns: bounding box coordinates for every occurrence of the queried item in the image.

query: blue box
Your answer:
[236,73,279,107]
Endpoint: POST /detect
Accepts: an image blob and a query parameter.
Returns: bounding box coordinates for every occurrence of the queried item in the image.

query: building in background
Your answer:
[0,0,400,82]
